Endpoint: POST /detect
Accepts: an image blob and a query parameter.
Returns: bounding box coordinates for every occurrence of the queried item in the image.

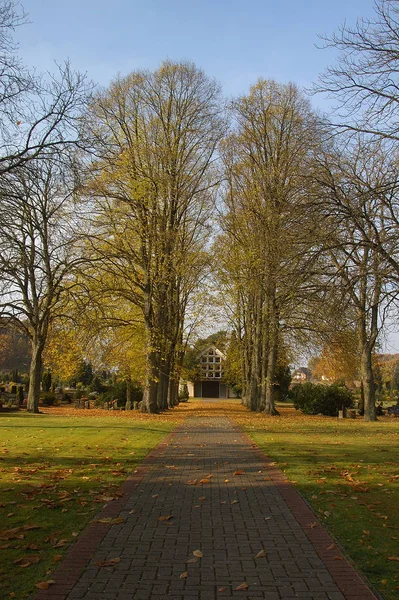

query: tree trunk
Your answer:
[360,347,376,422]
[125,378,132,410]
[143,349,159,413]
[264,293,280,416]
[27,339,44,413]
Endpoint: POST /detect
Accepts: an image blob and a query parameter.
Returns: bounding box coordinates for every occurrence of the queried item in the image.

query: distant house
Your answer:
[186,345,238,399]
[292,367,312,384]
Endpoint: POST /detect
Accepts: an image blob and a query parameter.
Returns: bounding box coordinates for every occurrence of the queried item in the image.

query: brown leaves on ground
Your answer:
[35,580,55,590]
[254,549,267,558]
[14,554,40,567]
[179,571,188,579]
[95,517,125,525]
[193,549,203,557]
[158,515,173,522]
[95,557,120,567]
[235,582,248,590]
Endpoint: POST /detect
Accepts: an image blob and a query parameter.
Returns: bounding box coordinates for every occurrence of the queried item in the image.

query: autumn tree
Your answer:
[312,135,399,420]
[218,80,324,413]
[315,0,399,142]
[313,330,359,382]
[84,61,225,413]
[0,1,91,175]
[0,155,86,412]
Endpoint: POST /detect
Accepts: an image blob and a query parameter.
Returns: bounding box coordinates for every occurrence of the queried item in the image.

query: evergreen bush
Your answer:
[291,382,353,416]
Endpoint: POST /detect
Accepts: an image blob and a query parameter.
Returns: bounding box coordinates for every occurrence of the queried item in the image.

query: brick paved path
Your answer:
[35,416,379,600]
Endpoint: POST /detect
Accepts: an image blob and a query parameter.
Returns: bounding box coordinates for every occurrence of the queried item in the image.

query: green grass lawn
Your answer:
[235,408,399,600]
[0,408,181,599]
[1,402,398,600]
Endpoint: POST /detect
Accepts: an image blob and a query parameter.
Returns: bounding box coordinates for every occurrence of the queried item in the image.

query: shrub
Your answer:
[179,383,189,402]
[41,392,56,406]
[89,375,106,394]
[292,382,353,416]
[17,386,24,405]
[42,371,52,392]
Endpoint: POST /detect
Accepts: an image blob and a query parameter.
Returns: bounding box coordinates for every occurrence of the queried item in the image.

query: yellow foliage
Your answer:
[314,331,359,382]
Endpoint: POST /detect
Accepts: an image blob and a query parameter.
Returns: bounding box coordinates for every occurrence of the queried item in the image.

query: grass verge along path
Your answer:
[0,405,187,599]
[233,405,399,600]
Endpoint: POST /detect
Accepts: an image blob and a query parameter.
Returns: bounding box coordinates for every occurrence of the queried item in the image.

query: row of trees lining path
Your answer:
[1,0,399,420]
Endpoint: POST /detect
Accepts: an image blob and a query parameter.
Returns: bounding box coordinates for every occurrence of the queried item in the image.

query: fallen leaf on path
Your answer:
[193,549,203,557]
[179,571,188,579]
[235,582,248,590]
[185,557,199,564]
[158,515,173,522]
[254,549,267,558]
[34,580,55,590]
[95,557,120,567]
[95,517,125,525]
[327,543,335,550]
[200,479,211,484]
[234,470,243,475]
[218,586,227,592]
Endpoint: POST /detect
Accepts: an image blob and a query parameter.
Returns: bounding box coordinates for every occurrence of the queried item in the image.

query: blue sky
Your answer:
[18,0,376,110]
[15,0,399,352]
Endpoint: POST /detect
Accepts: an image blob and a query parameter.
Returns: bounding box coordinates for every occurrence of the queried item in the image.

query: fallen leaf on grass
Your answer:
[179,571,188,579]
[158,515,173,522]
[388,556,399,561]
[235,582,248,590]
[34,580,55,590]
[14,554,40,567]
[254,549,267,558]
[95,557,120,567]
[52,539,70,548]
[193,549,203,557]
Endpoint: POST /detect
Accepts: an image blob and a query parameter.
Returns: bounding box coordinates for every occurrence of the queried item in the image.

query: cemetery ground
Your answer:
[0,402,398,600]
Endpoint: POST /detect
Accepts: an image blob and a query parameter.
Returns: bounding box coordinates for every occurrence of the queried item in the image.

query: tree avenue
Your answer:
[218,81,324,414]
[84,61,225,413]
[2,0,399,421]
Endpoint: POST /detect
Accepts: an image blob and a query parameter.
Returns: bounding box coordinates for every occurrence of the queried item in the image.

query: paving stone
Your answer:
[32,412,379,600]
